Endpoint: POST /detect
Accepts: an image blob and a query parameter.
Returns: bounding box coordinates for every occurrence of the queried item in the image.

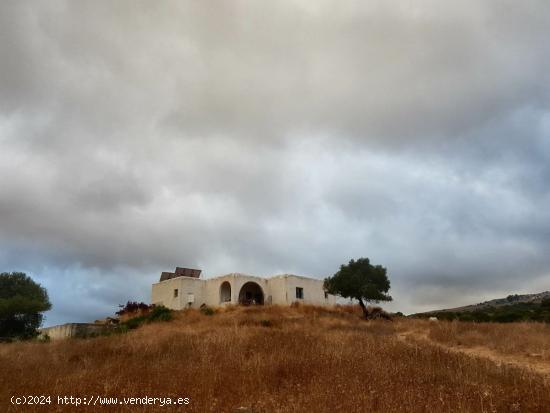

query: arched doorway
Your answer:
[238,282,264,305]
[220,281,231,303]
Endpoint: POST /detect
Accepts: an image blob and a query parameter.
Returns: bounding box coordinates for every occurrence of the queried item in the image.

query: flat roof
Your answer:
[153,272,326,285]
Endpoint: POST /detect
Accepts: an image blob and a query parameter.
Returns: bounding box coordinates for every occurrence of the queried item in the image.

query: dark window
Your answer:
[296,287,304,299]
[174,289,178,298]
[324,291,329,299]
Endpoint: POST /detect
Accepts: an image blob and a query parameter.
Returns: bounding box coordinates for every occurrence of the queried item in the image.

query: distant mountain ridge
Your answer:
[424,291,550,314]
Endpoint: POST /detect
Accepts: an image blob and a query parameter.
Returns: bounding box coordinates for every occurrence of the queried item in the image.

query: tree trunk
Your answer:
[358,298,368,319]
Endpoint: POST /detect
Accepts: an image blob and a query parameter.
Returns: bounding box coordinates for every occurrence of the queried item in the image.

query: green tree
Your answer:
[324,258,392,319]
[0,272,52,339]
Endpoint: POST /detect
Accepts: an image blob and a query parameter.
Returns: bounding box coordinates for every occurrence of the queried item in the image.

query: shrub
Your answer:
[123,316,147,330]
[200,305,215,316]
[148,305,172,322]
[116,324,129,334]
[493,312,523,323]
[117,305,173,332]
[116,301,151,316]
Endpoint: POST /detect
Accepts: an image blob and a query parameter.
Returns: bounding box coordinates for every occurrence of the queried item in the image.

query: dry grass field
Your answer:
[425,320,550,361]
[1,305,550,413]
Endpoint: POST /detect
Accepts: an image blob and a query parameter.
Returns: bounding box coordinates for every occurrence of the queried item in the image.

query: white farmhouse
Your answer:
[151,267,337,310]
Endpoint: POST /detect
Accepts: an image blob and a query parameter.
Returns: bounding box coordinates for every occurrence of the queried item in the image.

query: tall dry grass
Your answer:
[425,320,550,361]
[1,305,549,412]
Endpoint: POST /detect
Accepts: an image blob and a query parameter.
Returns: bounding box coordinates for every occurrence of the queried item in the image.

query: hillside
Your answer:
[434,291,550,313]
[1,305,550,412]
[413,291,550,323]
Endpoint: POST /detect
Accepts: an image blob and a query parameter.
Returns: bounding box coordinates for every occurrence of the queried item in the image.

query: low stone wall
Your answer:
[39,323,113,340]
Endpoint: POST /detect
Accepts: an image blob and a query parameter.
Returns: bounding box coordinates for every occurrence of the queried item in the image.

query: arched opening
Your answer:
[220,281,231,303]
[238,282,264,305]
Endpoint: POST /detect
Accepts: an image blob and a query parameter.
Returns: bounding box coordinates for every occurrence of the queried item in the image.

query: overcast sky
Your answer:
[1,1,549,326]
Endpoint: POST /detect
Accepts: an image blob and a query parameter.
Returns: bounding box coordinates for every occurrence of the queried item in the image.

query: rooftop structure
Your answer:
[159,267,201,282]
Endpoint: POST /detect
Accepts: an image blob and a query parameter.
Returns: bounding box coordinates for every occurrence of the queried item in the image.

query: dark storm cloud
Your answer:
[1,1,550,323]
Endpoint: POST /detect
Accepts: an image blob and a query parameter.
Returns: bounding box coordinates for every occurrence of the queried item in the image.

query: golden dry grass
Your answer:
[425,319,550,361]
[1,305,549,412]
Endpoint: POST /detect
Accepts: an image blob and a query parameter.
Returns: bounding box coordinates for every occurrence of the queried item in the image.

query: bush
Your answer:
[123,316,147,330]
[116,324,129,334]
[116,301,151,316]
[200,305,215,316]
[117,305,172,332]
[493,312,524,323]
[148,305,172,322]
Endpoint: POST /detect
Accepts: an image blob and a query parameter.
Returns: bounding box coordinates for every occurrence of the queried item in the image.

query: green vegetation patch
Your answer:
[415,299,550,323]
[117,305,173,332]
[200,305,216,316]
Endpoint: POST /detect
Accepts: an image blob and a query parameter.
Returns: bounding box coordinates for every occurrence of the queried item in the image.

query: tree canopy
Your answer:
[324,258,392,318]
[0,272,52,339]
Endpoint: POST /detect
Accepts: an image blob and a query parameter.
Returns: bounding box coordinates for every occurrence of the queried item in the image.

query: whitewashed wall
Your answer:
[151,273,336,309]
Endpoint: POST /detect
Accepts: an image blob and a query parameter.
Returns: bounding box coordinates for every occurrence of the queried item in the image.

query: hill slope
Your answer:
[1,305,549,412]
[435,291,550,313]
[412,291,550,323]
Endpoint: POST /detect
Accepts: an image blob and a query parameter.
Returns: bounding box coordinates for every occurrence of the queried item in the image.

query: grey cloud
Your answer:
[1,1,550,322]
